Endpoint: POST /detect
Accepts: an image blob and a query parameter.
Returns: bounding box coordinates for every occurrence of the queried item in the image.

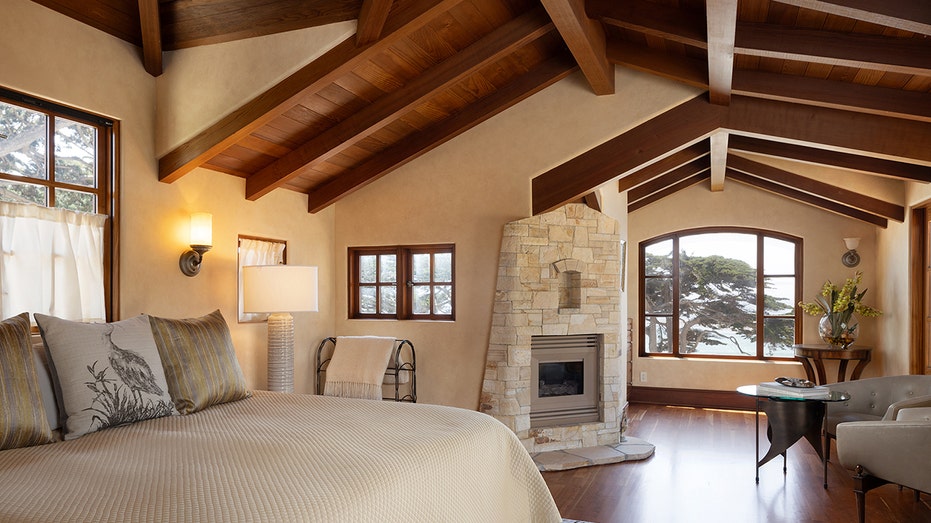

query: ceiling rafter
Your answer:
[709,131,728,191]
[246,7,556,200]
[356,0,393,45]
[628,172,710,213]
[307,54,578,213]
[158,0,464,184]
[727,169,888,227]
[617,141,709,193]
[137,0,162,76]
[706,0,737,106]
[628,156,711,203]
[540,0,614,95]
[727,154,905,221]
[773,0,931,36]
[588,0,706,49]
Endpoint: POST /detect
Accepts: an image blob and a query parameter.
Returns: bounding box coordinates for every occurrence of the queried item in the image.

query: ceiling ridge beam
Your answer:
[588,0,706,49]
[137,0,162,76]
[706,0,737,105]
[307,55,578,213]
[727,154,905,221]
[733,69,931,123]
[735,22,931,76]
[532,94,728,214]
[617,141,709,192]
[246,8,555,200]
[729,135,931,182]
[158,0,464,184]
[773,0,931,37]
[727,169,887,227]
[356,0,393,45]
[628,172,710,213]
[540,0,614,95]
[725,96,931,165]
[628,157,711,202]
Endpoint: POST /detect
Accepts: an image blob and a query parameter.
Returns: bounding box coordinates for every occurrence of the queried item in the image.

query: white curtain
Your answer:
[0,202,107,322]
[238,238,286,322]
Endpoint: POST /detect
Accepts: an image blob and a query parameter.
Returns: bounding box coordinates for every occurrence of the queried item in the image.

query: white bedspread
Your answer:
[0,392,560,522]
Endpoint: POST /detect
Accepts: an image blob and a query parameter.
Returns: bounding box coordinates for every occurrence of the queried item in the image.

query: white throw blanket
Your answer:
[323,336,396,400]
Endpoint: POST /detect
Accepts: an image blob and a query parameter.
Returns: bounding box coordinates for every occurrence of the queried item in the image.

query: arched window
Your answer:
[640,227,801,359]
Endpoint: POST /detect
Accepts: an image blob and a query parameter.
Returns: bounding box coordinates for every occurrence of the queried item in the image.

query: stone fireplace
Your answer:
[480,204,625,453]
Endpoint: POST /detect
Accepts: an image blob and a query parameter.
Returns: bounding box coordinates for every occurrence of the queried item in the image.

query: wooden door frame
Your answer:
[909,205,930,374]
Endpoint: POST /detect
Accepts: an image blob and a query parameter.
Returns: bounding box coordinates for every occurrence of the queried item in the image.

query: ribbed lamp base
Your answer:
[267,312,294,393]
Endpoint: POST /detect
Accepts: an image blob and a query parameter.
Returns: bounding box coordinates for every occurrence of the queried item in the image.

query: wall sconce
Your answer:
[179,212,213,277]
[842,237,861,268]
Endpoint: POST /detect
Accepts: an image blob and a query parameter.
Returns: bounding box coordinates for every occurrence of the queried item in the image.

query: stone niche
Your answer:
[480,204,624,452]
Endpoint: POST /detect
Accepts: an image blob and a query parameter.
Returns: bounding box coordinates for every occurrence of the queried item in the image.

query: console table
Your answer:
[793,344,872,385]
[737,385,851,488]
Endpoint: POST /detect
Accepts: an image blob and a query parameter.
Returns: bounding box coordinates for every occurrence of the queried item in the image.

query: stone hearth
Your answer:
[480,204,625,453]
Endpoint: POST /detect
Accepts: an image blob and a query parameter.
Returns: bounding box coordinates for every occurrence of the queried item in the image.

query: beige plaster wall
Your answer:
[628,176,892,391]
[155,21,355,155]
[3,0,336,393]
[333,69,700,409]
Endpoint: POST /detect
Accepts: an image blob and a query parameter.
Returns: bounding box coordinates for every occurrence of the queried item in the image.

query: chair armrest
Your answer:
[836,421,931,493]
[897,407,931,421]
[884,394,931,420]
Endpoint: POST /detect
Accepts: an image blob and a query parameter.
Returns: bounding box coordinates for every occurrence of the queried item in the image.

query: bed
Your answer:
[0,311,560,522]
[0,391,560,522]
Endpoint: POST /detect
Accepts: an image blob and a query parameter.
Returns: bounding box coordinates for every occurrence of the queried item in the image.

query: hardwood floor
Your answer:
[543,404,931,523]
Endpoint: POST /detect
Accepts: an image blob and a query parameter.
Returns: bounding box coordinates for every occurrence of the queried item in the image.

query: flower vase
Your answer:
[819,314,859,348]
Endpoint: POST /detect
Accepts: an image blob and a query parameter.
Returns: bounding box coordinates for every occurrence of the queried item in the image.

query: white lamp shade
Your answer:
[190,212,213,246]
[243,265,318,313]
[843,237,861,250]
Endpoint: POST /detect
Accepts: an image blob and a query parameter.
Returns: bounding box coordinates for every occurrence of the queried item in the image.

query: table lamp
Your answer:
[242,265,318,392]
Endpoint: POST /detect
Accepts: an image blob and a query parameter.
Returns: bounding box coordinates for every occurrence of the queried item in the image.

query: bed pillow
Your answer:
[31,337,60,432]
[149,310,251,414]
[34,314,177,440]
[0,313,55,450]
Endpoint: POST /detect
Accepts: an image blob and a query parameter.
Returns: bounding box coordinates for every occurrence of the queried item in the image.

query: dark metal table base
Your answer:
[755,397,829,488]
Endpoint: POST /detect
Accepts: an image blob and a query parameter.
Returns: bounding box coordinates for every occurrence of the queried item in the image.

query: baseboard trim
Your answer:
[628,386,757,411]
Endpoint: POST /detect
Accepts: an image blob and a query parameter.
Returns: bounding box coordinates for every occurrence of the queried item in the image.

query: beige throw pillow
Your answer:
[35,314,177,439]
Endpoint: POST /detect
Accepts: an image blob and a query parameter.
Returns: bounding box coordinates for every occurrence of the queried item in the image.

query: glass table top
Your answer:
[737,384,851,402]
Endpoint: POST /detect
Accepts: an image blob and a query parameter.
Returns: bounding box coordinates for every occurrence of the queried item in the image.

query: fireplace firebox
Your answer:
[530,334,600,427]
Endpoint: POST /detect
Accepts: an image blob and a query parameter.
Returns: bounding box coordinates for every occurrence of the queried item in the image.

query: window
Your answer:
[0,86,116,320]
[349,244,454,320]
[640,228,800,359]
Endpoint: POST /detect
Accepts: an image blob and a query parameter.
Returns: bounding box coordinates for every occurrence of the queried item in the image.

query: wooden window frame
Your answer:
[639,227,802,361]
[0,86,119,321]
[348,244,455,321]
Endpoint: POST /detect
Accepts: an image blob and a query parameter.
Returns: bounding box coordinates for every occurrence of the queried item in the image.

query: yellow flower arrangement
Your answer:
[798,271,881,347]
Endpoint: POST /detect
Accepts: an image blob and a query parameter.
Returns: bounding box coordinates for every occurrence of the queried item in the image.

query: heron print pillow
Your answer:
[34,314,178,439]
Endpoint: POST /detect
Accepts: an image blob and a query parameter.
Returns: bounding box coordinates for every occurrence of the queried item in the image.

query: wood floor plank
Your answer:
[542,404,931,523]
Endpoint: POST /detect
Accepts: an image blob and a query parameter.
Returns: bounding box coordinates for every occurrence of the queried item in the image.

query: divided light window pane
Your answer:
[54,117,96,188]
[0,101,47,180]
[379,254,396,283]
[359,255,376,283]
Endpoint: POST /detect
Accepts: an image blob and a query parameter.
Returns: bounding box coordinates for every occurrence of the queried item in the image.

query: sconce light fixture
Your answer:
[842,237,861,268]
[179,212,213,277]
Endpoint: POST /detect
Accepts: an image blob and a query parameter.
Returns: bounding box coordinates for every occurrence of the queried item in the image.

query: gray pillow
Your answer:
[35,314,177,439]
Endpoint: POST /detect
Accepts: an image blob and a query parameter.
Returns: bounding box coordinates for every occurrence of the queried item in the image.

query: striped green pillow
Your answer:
[149,310,250,414]
[0,313,54,450]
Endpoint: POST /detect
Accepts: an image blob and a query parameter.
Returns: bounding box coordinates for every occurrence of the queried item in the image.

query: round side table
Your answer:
[793,344,872,385]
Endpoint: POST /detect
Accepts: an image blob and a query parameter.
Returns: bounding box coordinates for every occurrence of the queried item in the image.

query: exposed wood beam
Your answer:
[532,95,728,214]
[735,23,931,77]
[617,141,709,192]
[246,8,554,200]
[727,169,888,227]
[728,135,931,183]
[705,0,737,105]
[774,0,931,36]
[356,0,392,45]
[588,0,706,49]
[709,131,728,191]
[158,0,462,184]
[137,0,162,76]
[583,191,602,212]
[628,157,711,203]
[725,96,931,166]
[607,40,708,89]
[732,70,931,123]
[161,0,361,49]
[727,154,905,221]
[628,172,710,213]
[308,56,578,213]
[540,0,614,95]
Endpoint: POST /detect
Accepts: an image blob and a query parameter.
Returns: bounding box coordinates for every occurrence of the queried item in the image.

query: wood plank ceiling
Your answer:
[31,0,931,226]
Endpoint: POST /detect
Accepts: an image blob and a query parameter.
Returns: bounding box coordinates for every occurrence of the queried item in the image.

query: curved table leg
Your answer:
[758,399,827,484]
[813,360,827,385]
[850,356,871,381]
[837,360,850,383]
[797,357,816,384]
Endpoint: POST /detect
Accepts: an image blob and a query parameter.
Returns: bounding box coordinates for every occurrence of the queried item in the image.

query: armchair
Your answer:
[836,410,931,523]
[824,375,931,455]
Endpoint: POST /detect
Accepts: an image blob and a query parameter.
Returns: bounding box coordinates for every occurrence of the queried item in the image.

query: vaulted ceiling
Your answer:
[32,0,931,227]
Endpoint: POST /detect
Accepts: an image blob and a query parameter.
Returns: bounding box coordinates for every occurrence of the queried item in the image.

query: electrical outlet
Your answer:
[640,371,647,382]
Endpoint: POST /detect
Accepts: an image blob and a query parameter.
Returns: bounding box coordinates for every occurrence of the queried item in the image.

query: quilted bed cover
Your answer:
[0,391,560,522]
